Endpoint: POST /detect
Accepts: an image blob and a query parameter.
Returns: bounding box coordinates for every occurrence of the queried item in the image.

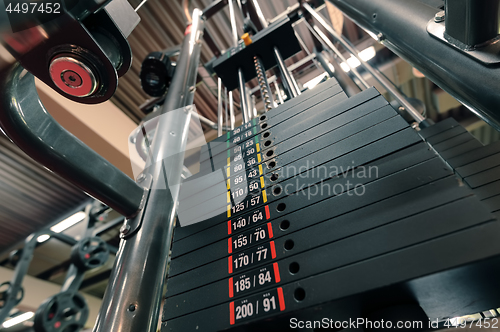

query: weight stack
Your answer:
[161,79,500,332]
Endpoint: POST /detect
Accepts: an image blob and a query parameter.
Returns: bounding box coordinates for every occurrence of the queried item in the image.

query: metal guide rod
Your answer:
[246,86,255,120]
[303,19,369,90]
[303,3,425,123]
[238,68,250,123]
[314,48,335,78]
[224,87,228,130]
[295,29,323,73]
[273,46,301,98]
[217,77,223,137]
[251,0,268,29]
[228,0,239,47]
[248,54,315,94]
[251,94,258,118]
[92,9,205,332]
[274,82,284,104]
[229,91,235,129]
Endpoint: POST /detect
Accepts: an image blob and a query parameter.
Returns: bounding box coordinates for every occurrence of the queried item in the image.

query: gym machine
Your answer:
[0,202,119,331]
[0,0,499,331]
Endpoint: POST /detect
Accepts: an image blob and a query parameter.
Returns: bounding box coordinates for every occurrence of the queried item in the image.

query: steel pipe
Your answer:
[304,3,425,124]
[229,91,235,129]
[224,87,229,130]
[217,77,223,137]
[238,68,250,123]
[92,9,205,332]
[314,2,496,127]
[304,19,369,90]
[0,64,143,217]
[273,46,301,98]
[228,0,239,47]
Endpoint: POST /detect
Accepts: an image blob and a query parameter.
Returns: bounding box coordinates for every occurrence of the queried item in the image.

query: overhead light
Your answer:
[327,63,335,73]
[340,62,350,72]
[303,72,328,90]
[50,211,86,233]
[37,234,50,243]
[346,55,361,68]
[2,312,34,328]
[359,46,376,61]
[340,47,376,73]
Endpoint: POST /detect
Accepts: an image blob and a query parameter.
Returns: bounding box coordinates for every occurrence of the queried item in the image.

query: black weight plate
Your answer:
[164,176,473,319]
[167,157,453,288]
[181,104,397,212]
[70,237,109,271]
[34,292,88,332]
[163,200,497,331]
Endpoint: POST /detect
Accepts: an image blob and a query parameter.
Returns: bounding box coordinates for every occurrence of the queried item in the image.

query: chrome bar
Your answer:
[224,86,228,131]
[238,68,250,123]
[228,0,239,47]
[229,91,235,129]
[303,19,369,90]
[92,8,205,332]
[303,3,425,123]
[275,82,284,104]
[217,77,223,137]
[273,46,301,98]
[251,0,268,29]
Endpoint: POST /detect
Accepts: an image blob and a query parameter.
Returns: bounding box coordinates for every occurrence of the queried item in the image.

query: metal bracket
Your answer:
[120,173,153,239]
[427,19,500,65]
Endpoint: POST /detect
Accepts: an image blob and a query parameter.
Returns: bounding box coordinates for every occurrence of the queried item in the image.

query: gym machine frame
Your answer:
[0,0,499,331]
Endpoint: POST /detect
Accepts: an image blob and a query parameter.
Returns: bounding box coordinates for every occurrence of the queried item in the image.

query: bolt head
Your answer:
[120,224,131,234]
[49,55,98,97]
[434,10,445,23]
[136,173,146,183]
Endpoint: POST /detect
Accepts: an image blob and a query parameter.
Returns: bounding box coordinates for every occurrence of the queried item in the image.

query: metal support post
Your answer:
[314,48,335,78]
[229,91,235,129]
[228,0,239,46]
[92,8,206,332]
[274,82,284,104]
[217,77,223,137]
[238,68,250,123]
[273,46,301,98]
[303,3,426,124]
[250,0,268,30]
[224,87,228,131]
[304,19,369,90]
[445,0,500,47]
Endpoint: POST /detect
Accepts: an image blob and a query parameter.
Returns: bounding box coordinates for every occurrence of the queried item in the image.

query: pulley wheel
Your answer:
[0,281,24,308]
[34,292,88,332]
[70,237,109,271]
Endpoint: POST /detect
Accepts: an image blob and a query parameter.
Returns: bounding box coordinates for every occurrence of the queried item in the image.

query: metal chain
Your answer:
[254,56,273,112]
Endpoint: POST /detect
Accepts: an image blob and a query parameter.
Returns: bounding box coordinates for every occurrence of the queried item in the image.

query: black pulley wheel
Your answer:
[34,292,88,332]
[70,237,109,271]
[0,281,24,308]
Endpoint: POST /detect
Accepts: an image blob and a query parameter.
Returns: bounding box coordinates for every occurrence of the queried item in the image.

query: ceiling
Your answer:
[112,0,352,124]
